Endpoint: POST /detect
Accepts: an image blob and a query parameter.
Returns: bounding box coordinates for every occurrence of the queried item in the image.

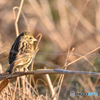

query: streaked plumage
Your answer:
[6,32,37,73]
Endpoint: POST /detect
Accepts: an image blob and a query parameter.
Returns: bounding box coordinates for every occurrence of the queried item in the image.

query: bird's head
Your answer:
[19,31,37,44]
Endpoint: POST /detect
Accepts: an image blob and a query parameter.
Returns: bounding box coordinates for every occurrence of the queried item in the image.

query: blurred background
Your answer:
[0,0,100,99]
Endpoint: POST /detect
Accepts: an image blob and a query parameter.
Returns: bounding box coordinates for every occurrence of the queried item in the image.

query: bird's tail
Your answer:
[0,79,9,93]
[6,64,14,74]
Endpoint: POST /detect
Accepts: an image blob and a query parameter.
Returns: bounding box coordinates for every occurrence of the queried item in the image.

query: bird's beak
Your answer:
[33,38,37,41]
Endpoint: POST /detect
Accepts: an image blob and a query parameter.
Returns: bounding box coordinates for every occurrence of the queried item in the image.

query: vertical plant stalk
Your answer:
[13,6,30,31]
[29,33,42,89]
[12,78,18,100]
[45,67,57,100]
[57,0,90,99]
[13,0,24,37]
[0,63,2,73]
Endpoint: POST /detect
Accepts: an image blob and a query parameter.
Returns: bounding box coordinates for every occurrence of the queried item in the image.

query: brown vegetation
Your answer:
[0,0,100,100]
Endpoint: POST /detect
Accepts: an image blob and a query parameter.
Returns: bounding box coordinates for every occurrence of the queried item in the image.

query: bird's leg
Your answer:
[24,68,26,72]
[24,68,29,72]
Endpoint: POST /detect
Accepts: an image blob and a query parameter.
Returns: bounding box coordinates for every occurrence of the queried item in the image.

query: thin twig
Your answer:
[64,0,90,66]
[13,0,24,36]
[45,67,57,100]
[13,6,30,31]
[29,33,42,88]
[57,0,90,99]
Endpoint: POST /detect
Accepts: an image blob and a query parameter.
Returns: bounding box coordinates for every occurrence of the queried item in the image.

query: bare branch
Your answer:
[0,69,100,81]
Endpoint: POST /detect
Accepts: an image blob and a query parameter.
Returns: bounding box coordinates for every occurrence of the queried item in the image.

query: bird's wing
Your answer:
[14,54,33,66]
[9,37,20,64]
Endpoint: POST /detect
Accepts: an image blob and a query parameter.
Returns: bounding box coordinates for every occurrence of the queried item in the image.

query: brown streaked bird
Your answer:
[0,31,37,93]
[6,31,37,73]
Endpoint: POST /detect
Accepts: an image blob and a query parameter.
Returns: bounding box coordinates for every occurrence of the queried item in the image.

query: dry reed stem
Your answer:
[12,78,18,100]
[94,76,100,86]
[44,67,56,100]
[13,6,30,31]
[0,63,2,73]
[65,0,90,66]
[17,76,21,100]
[20,77,38,96]
[46,74,56,100]
[83,56,96,71]
[56,47,75,99]
[31,33,42,72]
[57,0,90,99]
[6,87,8,100]
[29,33,42,91]
[35,78,47,94]
[67,46,100,67]
[72,52,96,71]
[14,0,24,36]
[8,84,12,100]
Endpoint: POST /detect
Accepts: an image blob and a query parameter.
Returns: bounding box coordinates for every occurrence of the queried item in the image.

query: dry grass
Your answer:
[0,0,100,100]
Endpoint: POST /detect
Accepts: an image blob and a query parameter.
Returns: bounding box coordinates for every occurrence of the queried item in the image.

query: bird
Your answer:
[0,31,37,93]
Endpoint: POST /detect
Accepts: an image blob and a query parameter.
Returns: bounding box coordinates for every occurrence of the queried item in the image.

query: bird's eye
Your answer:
[30,37,32,39]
